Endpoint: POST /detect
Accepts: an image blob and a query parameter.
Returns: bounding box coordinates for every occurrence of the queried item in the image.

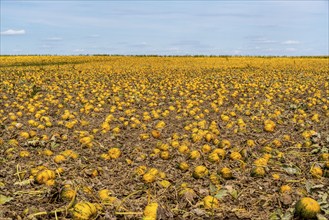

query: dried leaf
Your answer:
[192,208,206,216]
[233,208,251,218]
[283,166,300,175]
[0,194,13,205]
[198,188,209,196]
[311,184,325,189]
[229,189,238,199]
[14,179,33,186]
[305,181,312,193]
[225,185,238,199]
[280,194,293,206]
[180,188,197,202]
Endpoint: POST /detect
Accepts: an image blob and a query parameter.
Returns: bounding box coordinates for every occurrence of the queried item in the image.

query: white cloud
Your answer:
[285,48,297,52]
[46,37,63,41]
[261,40,277,44]
[232,50,242,55]
[89,34,100,38]
[256,38,277,44]
[1,29,26,35]
[74,49,85,52]
[40,44,53,48]
[130,42,149,48]
[282,40,300,45]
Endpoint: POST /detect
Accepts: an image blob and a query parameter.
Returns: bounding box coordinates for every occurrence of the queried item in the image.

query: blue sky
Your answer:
[1,1,328,56]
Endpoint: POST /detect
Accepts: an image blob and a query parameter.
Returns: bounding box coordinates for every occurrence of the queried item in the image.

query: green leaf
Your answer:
[269,209,281,220]
[214,189,228,200]
[209,183,217,195]
[51,142,59,148]
[316,214,328,220]
[0,194,13,205]
[323,208,329,215]
[282,211,293,220]
[269,213,279,220]
[321,193,328,202]
[311,148,320,154]
[320,147,328,153]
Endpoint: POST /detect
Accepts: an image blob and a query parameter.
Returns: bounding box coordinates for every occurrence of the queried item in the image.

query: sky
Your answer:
[1,0,328,56]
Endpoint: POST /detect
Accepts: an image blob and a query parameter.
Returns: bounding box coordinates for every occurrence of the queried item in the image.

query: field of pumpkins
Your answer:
[0,56,328,219]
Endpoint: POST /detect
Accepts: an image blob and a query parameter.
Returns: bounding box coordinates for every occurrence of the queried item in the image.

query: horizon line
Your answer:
[1,54,329,58]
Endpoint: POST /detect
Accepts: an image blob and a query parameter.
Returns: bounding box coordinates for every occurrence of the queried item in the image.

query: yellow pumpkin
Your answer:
[213,148,226,159]
[98,189,111,202]
[230,152,242,161]
[135,166,147,176]
[251,167,265,177]
[254,158,268,167]
[295,197,320,219]
[208,152,220,163]
[159,180,171,188]
[203,196,219,209]
[264,120,276,132]
[71,202,97,220]
[310,166,323,178]
[319,153,329,161]
[54,154,66,164]
[143,202,158,220]
[189,150,201,160]
[61,149,79,159]
[151,130,161,139]
[272,173,280,180]
[61,185,76,201]
[43,149,53,156]
[35,169,55,184]
[192,166,209,179]
[178,162,189,171]
[160,151,170,160]
[220,167,233,179]
[143,173,156,183]
[280,185,291,194]
[201,144,212,153]
[19,150,30,158]
[108,147,121,159]
[178,145,190,154]
[204,133,213,142]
